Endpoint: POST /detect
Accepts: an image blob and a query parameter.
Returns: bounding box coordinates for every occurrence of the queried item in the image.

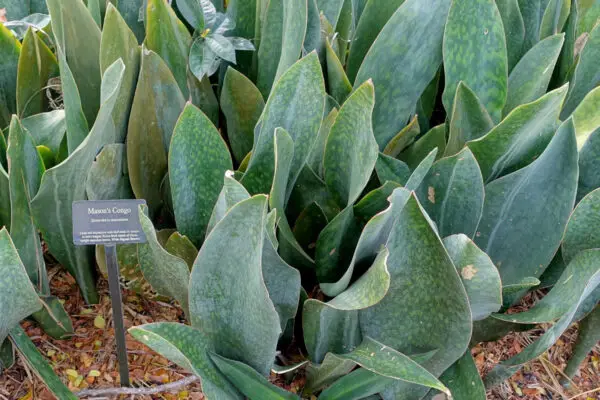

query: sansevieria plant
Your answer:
[0,0,599,398]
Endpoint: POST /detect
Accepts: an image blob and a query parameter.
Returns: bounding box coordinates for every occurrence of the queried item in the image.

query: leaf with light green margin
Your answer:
[577,127,600,201]
[0,24,20,129]
[355,0,450,149]
[137,206,190,316]
[572,86,600,150]
[496,0,525,71]
[9,326,77,400]
[561,23,600,118]
[315,207,361,283]
[398,124,446,170]
[127,48,186,218]
[484,251,600,388]
[320,188,411,298]
[375,153,410,186]
[325,38,352,105]
[307,108,338,178]
[474,119,578,297]
[305,250,390,362]
[494,239,600,324]
[169,104,233,247]
[424,351,486,400]
[0,228,42,344]
[539,0,571,39]
[316,0,345,26]
[165,232,197,270]
[555,0,578,85]
[318,368,394,400]
[443,0,508,123]
[303,0,323,59]
[221,67,265,164]
[115,0,145,43]
[7,117,47,292]
[16,28,58,118]
[206,172,250,235]
[209,354,300,400]
[304,353,355,395]
[0,165,9,229]
[359,194,472,384]
[577,0,600,35]
[324,81,378,207]
[243,53,325,196]
[404,148,438,191]
[87,0,101,26]
[442,235,502,321]
[353,182,402,225]
[100,4,141,143]
[564,306,600,378]
[47,0,101,126]
[256,0,307,97]
[31,295,74,339]
[416,148,484,238]
[502,277,542,294]
[21,111,66,155]
[445,82,494,157]
[189,195,281,375]
[467,85,568,182]
[503,34,565,115]
[129,322,243,400]
[518,0,549,53]
[382,115,420,158]
[86,144,133,201]
[345,0,405,83]
[562,188,600,264]
[30,60,126,305]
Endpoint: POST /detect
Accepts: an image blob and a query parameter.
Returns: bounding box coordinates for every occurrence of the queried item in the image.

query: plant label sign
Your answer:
[72,200,147,245]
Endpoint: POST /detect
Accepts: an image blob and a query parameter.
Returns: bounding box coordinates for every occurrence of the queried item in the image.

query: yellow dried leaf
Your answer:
[46,349,56,357]
[94,315,106,329]
[18,390,32,400]
[88,370,101,377]
[65,369,79,378]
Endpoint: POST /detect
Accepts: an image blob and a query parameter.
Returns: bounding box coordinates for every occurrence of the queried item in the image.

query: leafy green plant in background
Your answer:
[0,0,599,398]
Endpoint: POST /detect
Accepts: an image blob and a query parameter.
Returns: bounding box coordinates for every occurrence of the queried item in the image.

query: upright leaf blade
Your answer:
[495,0,525,71]
[0,24,20,129]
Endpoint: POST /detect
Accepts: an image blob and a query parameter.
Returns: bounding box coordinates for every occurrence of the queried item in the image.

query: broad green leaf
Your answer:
[360,194,472,381]
[130,323,243,399]
[375,153,410,186]
[87,0,101,27]
[325,38,352,105]
[304,353,355,394]
[227,0,257,74]
[345,0,405,83]
[318,368,393,400]
[31,295,73,339]
[404,148,438,191]
[16,28,58,118]
[115,0,145,43]
[503,33,565,115]
[127,48,185,217]
[538,248,567,289]
[21,111,66,155]
[445,82,494,157]
[221,67,265,164]
[398,124,446,170]
[577,0,600,35]
[256,0,308,97]
[539,0,571,39]
[47,0,102,125]
[0,165,9,229]
[30,60,126,304]
[206,173,250,235]
[7,117,47,292]
[169,104,233,247]
[443,0,508,122]
[307,108,338,177]
[316,0,345,26]
[0,228,42,344]
[287,166,340,224]
[484,250,600,386]
[355,0,451,148]
[0,340,14,373]
[467,85,568,182]
[353,182,401,225]
[189,38,220,81]
[562,188,600,264]
[146,0,192,97]
[416,148,484,238]
[242,53,325,196]
[0,0,29,19]
[426,351,486,400]
[100,4,141,143]
[564,306,600,378]
[496,0,525,71]
[164,232,197,270]
[292,203,328,256]
[555,0,578,85]
[176,0,205,30]
[304,250,390,362]
[324,81,378,207]
[210,354,300,400]
[578,127,600,200]
[189,196,281,375]
[138,206,190,316]
[0,24,20,129]
[518,0,548,54]
[561,23,600,117]
[86,144,133,201]
[502,276,542,294]
[205,34,236,63]
[443,235,502,321]
[572,86,600,149]
[474,119,578,294]
[9,326,76,400]
[382,115,420,158]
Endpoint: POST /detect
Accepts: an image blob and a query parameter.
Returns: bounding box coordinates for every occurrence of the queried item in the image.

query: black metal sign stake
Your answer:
[104,244,130,387]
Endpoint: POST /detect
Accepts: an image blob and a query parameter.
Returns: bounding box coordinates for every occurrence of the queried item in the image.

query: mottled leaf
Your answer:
[375,153,410,186]
[206,172,250,235]
[572,86,600,150]
[564,306,600,378]
[307,108,338,177]
[326,38,352,105]
[577,127,600,200]
[496,0,525,71]
[398,124,446,170]
[31,295,74,339]
[86,144,133,201]
[21,111,65,155]
[562,188,600,264]
[115,0,145,43]
[404,148,438,191]
[0,24,20,129]
[164,232,197,270]
[426,351,486,400]
[539,0,571,39]
[382,115,420,158]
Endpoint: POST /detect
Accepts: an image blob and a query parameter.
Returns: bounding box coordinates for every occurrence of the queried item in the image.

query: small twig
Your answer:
[75,375,200,398]
[567,387,600,400]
